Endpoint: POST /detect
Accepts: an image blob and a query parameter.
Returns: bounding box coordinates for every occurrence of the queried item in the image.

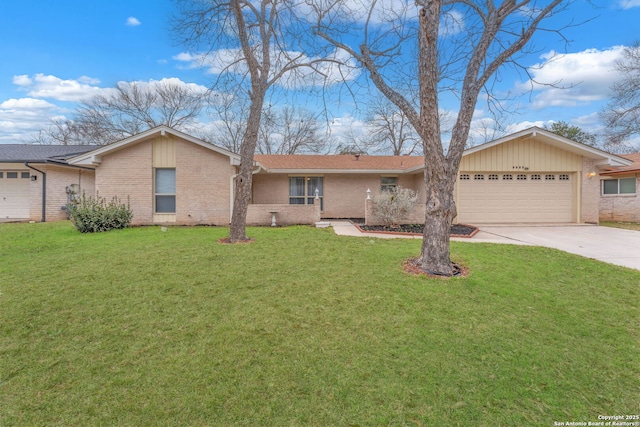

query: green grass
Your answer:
[601,221,640,231]
[1,222,638,426]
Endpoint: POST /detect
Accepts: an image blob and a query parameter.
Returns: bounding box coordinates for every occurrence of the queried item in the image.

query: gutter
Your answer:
[24,163,46,222]
[44,159,96,171]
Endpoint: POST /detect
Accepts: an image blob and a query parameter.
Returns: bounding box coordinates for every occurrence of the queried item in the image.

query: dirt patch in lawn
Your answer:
[403,258,469,278]
[218,237,256,244]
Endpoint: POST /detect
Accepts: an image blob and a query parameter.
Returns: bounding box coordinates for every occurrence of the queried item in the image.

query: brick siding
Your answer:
[246,203,321,226]
[599,175,640,222]
[29,165,94,222]
[175,138,235,225]
[580,159,599,223]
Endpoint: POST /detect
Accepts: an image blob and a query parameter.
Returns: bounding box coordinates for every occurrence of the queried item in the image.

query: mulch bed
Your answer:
[355,223,478,238]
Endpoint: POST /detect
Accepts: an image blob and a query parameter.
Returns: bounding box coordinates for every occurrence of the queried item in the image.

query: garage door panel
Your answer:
[457,172,573,223]
[0,171,31,218]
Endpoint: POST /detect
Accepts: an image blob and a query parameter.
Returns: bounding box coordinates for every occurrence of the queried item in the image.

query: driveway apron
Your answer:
[478,225,640,271]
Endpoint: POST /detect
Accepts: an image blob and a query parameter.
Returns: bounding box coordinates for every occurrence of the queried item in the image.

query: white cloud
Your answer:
[0,76,210,143]
[504,121,549,134]
[518,46,626,109]
[0,97,64,143]
[618,0,640,9]
[77,76,101,85]
[13,73,108,102]
[0,98,57,110]
[174,50,243,74]
[122,77,210,95]
[126,16,141,27]
[12,75,32,86]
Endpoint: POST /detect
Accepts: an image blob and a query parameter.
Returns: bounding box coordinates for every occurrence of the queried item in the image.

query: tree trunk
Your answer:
[417,170,457,276]
[229,88,265,242]
[413,1,457,276]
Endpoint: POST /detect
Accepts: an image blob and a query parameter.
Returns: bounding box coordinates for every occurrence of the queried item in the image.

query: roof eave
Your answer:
[258,168,415,174]
[68,125,241,166]
[600,169,640,176]
[463,126,633,167]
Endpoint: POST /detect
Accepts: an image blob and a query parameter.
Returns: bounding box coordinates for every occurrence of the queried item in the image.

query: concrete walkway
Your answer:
[330,221,640,271]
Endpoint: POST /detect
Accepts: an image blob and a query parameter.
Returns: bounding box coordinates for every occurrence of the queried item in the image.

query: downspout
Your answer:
[230,173,237,223]
[24,162,46,222]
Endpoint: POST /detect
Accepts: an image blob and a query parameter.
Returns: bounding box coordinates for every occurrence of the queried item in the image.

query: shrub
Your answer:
[69,192,133,233]
[372,186,419,227]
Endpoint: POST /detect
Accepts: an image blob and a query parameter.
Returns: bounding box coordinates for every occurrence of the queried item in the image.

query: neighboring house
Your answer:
[599,153,640,223]
[0,125,633,225]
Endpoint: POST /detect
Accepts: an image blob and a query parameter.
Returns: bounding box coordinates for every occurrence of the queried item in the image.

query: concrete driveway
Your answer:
[469,225,640,271]
[331,221,640,271]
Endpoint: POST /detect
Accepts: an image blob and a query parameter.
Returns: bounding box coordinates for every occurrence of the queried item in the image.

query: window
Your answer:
[381,177,398,192]
[474,174,484,180]
[155,168,176,213]
[559,174,570,181]
[289,177,323,209]
[602,178,636,195]
[21,172,30,179]
[531,174,541,180]
[488,174,499,180]
[460,174,470,180]
[545,174,555,180]
[503,174,513,180]
[0,172,3,178]
[517,174,527,180]
[7,172,18,178]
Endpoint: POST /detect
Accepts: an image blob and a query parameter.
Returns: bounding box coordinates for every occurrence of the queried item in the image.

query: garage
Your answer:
[457,172,574,223]
[0,170,31,219]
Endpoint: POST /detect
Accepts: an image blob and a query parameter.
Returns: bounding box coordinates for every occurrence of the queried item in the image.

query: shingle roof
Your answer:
[602,153,640,175]
[0,144,98,163]
[255,154,424,171]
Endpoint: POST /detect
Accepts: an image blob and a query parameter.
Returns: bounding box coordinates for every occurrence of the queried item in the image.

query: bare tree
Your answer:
[601,41,640,152]
[33,118,79,145]
[310,0,573,276]
[35,79,206,146]
[365,96,421,155]
[173,0,337,242]
[258,105,324,154]
[195,93,249,153]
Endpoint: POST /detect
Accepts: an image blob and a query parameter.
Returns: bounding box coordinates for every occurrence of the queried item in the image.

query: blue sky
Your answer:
[0,0,638,147]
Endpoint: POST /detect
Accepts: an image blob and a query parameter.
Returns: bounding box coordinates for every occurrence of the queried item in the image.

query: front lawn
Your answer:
[1,222,638,426]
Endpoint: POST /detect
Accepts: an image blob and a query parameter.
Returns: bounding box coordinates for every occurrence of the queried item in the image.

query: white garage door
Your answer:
[0,171,31,219]
[457,172,574,223]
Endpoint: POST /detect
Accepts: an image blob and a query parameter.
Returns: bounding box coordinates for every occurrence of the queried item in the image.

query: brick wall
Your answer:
[580,159,599,223]
[599,174,640,222]
[29,165,95,222]
[95,142,153,225]
[94,137,240,226]
[175,138,235,225]
[252,172,426,219]
[252,174,287,204]
[246,203,321,226]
